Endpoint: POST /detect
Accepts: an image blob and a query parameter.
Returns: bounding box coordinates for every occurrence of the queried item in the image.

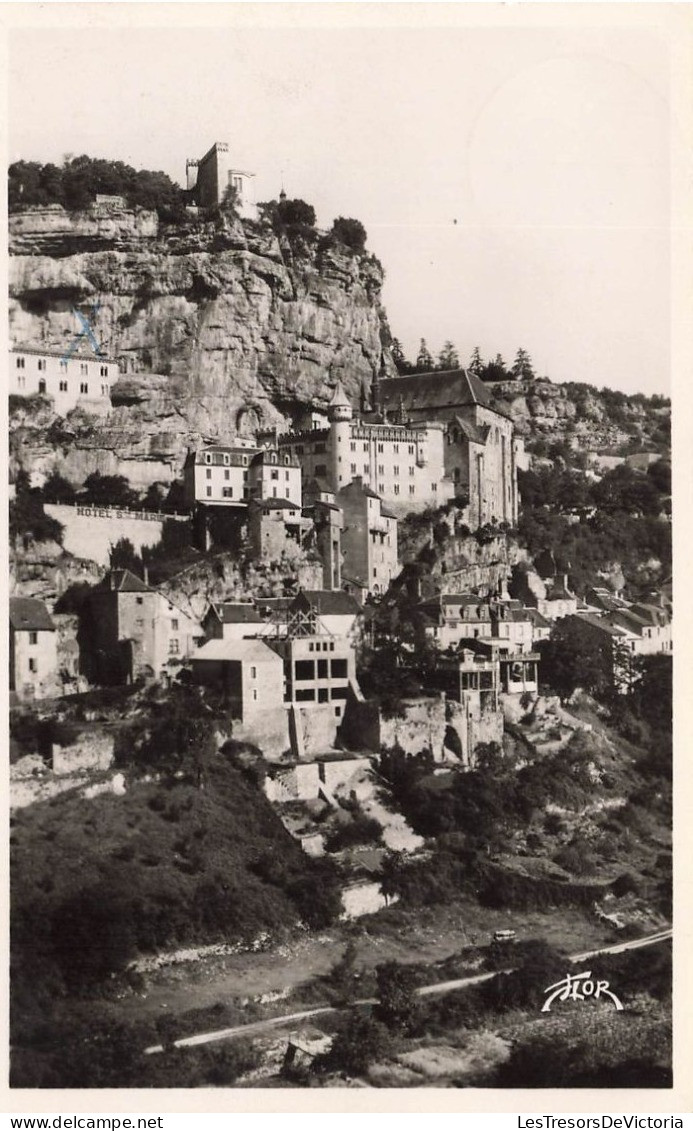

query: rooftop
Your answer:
[11,342,120,365]
[209,603,263,625]
[379,368,510,419]
[9,597,55,632]
[293,590,362,616]
[94,568,152,594]
[192,638,281,664]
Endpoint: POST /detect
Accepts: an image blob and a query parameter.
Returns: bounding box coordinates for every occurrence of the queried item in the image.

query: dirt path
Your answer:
[118,900,615,1022]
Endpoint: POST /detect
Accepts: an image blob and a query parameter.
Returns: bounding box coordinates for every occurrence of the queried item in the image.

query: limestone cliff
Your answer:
[10,205,393,485]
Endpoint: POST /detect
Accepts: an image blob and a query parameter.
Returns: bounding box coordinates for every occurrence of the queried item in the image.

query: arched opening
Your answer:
[38,378,46,395]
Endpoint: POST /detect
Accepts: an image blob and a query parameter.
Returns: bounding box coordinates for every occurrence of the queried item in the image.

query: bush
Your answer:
[325,814,381,852]
[329,216,367,253]
[315,1012,392,1077]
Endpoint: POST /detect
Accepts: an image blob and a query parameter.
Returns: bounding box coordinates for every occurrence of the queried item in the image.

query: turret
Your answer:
[328,379,353,423]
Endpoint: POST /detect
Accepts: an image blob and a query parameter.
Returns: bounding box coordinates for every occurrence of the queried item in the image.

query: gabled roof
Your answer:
[192,638,281,664]
[380,504,399,520]
[524,608,552,628]
[255,498,300,511]
[450,416,490,446]
[208,603,263,625]
[293,590,362,616]
[254,596,294,616]
[94,569,152,593]
[9,597,55,632]
[379,368,510,419]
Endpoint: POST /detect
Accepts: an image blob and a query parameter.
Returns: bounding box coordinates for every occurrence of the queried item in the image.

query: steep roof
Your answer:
[293,590,362,616]
[254,596,294,616]
[379,368,509,419]
[451,416,490,446]
[9,597,55,632]
[94,569,152,593]
[191,638,281,664]
[329,379,351,408]
[209,603,263,625]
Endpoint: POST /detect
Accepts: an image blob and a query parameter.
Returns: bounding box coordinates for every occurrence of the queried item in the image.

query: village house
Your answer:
[567,611,637,690]
[183,439,258,508]
[290,590,363,642]
[85,569,203,685]
[190,637,284,719]
[434,640,504,766]
[302,478,343,591]
[202,602,265,642]
[10,345,115,418]
[248,497,307,560]
[10,597,58,702]
[336,478,399,596]
[248,448,302,507]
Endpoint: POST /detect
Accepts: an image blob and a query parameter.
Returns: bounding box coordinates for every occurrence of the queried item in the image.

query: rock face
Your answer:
[10,207,393,484]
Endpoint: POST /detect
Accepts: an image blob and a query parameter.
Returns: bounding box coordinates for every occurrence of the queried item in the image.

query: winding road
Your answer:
[143,927,672,1055]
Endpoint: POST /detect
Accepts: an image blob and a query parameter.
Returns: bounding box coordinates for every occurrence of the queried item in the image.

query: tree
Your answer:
[511,348,535,380]
[415,338,434,372]
[42,470,76,505]
[109,538,144,576]
[9,480,64,546]
[330,216,367,253]
[142,482,167,512]
[539,618,616,702]
[592,465,661,517]
[316,1012,392,1078]
[373,961,420,1031]
[81,472,140,510]
[647,459,671,495]
[390,338,408,373]
[468,346,483,376]
[480,354,508,383]
[437,341,460,370]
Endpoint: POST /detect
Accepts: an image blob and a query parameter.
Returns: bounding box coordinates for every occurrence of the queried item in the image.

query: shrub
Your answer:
[315,1012,392,1078]
[329,216,367,253]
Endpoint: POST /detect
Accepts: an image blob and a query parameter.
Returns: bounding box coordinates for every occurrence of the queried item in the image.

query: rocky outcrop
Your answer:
[10,208,393,487]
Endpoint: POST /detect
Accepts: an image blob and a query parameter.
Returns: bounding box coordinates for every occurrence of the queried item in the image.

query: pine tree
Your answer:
[511,348,535,380]
[469,346,483,375]
[415,338,434,372]
[437,341,460,370]
[390,338,407,373]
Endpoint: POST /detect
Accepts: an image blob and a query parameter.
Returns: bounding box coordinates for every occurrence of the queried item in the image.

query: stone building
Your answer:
[248,498,306,560]
[202,602,265,642]
[260,380,455,517]
[10,345,115,418]
[190,637,284,719]
[10,597,58,702]
[185,142,258,219]
[376,368,522,527]
[183,440,258,508]
[248,448,302,507]
[86,569,203,684]
[336,477,399,596]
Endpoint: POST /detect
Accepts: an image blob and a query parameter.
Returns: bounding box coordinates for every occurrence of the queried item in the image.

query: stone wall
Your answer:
[231,707,291,763]
[51,730,114,775]
[297,704,340,758]
[44,503,188,567]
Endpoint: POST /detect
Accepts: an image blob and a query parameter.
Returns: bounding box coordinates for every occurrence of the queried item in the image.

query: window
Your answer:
[331,658,348,678]
[315,464,327,477]
[363,443,368,452]
[315,443,326,454]
[285,470,290,480]
[37,359,46,371]
[17,377,25,389]
[394,484,400,495]
[329,642,335,652]
[409,485,415,495]
[408,445,414,454]
[80,363,88,376]
[364,464,369,474]
[100,365,109,377]
[169,639,179,654]
[135,618,144,629]
[393,465,399,476]
[350,463,357,474]
[205,453,212,464]
[318,688,329,703]
[252,688,258,701]
[378,464,384,475]
[223,469,230,481]
[350,442,356,452]
[29,631,38,645]
[60,359,68,372]
[295,660,315,681]
[59,380,68,392]
[432,483,437,492]
[171,619,179,631]
[272,487,277,498]
[80,382,89,394]
[393,444,399,453]
[223,454,230,465]
[317,659,328,679]
[206,486,212,497]
[206,468,212,479]
[222,487,233,498]
[242,455,248,466]
[271,469,279,480]
[250,666,257,679]
[295,688,315,702]
[136,597,143,605]
[15,357,25,369]
[378,443,384,453]
[409,466,415,476]
[29,658,37,673]
[331,685,348,699]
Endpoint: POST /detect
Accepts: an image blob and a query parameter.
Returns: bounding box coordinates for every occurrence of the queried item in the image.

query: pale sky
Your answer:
[9,17,673,395]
